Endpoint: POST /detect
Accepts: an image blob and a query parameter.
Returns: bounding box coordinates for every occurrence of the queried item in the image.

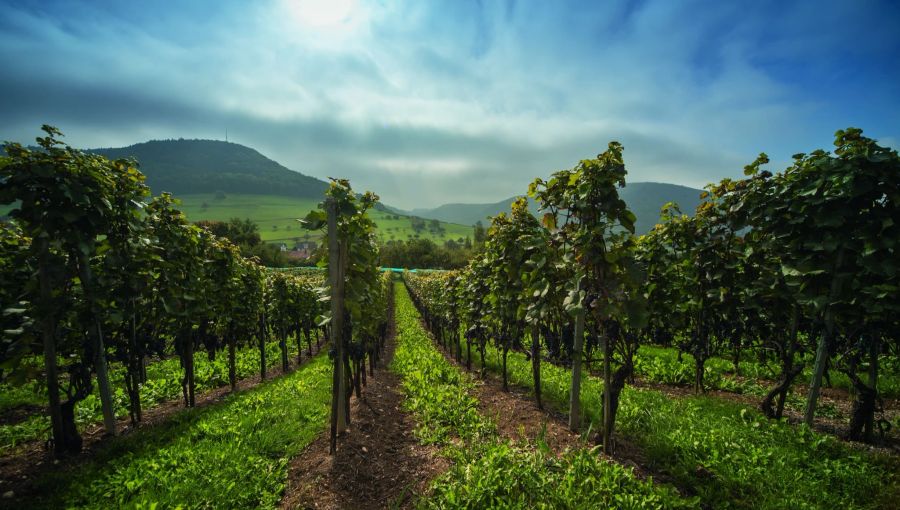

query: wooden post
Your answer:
[228,332,237,392]
[259,310,268,380]
[865,335,879,442]
[77,256,117,436]
[39,259,65,457]
[93,320,117,434]
[602,330,612,453]
[569,281,585,432]
[328,199,347,455]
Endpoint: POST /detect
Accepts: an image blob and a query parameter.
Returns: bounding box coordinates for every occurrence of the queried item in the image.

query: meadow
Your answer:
[176,193,474,245]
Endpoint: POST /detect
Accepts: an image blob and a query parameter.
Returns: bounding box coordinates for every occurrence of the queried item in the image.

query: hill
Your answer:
[619,182,705,232]
[87,139,473,244]
[93,139,329,199]
[5,138,700,239]
[410,182,704,233]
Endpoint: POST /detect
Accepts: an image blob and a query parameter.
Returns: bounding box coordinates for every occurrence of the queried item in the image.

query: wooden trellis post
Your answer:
[328,198,348,454]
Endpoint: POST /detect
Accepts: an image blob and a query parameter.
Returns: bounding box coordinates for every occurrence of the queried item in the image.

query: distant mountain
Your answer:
[409,201,520,226]
[619,182,705,232]
[93,139,329,199]
[411,182,704,234]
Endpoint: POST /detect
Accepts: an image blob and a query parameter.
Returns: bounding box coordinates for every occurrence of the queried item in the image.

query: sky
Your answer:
[1,0,898,209]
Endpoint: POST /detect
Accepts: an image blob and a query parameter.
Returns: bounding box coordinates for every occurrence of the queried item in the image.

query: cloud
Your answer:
[0,0,898,209]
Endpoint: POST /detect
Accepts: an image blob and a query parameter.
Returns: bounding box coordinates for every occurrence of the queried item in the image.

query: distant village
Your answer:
[278,240,317,261]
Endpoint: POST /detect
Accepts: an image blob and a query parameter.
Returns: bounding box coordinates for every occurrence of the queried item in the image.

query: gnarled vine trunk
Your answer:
[531,324,542,410]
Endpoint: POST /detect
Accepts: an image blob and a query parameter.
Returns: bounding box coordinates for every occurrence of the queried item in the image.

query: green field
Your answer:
[175,193,474,245]
[30,353,333,509]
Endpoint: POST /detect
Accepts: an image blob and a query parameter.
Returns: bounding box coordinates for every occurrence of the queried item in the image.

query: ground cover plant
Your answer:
[27,352,332,509]
[407,273,900,509]
[1,133,393,510]
[392,281,695,509]
[401,128,900,507]
[0,336,307,453]
[1,123,898,509]
[631,344,900,406]
[0,128,329,462]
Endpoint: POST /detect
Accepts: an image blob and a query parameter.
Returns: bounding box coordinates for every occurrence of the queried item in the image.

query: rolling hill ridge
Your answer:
[93,139,329,199]
[411,182,705,234]
[73,139,704,238]
[84,139,472,245]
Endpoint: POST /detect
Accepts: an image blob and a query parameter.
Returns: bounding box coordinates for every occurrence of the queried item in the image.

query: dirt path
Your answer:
[428,340,687,490]
[473,379,582,454]
[280,299,447,510]
[438,348,581,456]
[0,342,327,499]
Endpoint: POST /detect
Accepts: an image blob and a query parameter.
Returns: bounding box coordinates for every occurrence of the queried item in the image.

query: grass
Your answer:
[449,326,900,509]
[5,192,476,245]
[28,352,332,509]
[0,378,44,414]
[391,281,694,509]
[176,193,474,245]
[0,335,312,453]
[631,344,900,423]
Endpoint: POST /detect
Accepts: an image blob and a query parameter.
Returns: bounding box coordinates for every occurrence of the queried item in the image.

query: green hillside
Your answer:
[4,138,701,240]
[93,139,329,199]
[176,193,473,245]
[83,139,472,245]
[410,182,704,233]
[620,182,705,232]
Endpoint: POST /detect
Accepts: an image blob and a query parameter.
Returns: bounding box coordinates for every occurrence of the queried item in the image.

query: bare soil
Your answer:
[431,341,690,492]
[438,347,581,456]
[472,378,581,454]
[280,302,448,510]
[0,405,42,427]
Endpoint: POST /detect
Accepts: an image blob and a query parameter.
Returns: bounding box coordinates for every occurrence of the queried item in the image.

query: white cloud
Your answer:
[0,0,897,209]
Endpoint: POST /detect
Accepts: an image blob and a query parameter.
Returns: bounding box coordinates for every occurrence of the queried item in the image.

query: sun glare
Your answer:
[284,0,357,28]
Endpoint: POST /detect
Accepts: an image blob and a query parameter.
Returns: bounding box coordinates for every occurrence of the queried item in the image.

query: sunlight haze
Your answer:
[1,0,898,208]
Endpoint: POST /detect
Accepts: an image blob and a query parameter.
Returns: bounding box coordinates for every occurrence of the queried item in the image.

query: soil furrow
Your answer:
[280,295,447,510]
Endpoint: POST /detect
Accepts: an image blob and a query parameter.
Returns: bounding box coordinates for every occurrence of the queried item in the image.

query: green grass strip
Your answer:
[633,343,900,404]
[392,282,694,509]
[457,328,900,509]
[0,337,308,453]
[29,352,332,509]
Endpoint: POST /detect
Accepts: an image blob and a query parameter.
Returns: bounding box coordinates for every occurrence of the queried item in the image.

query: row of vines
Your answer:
[0,126,388,460]
[299,178,393,453]
[406,127,899,452]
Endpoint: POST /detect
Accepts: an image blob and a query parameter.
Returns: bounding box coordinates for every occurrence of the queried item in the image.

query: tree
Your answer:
[473,221,486,245]
[302,178,385,454]
[733,128,900,434]
[0,221,34,381]
[0,126,129,452]
[529,142,645,452]
[146,194,205,408]
[195,218,262,248]
[96,158,155,425]
[482,198,541,391]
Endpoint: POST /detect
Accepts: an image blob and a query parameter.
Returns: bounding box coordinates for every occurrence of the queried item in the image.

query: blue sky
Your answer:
[1,0,898,209]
